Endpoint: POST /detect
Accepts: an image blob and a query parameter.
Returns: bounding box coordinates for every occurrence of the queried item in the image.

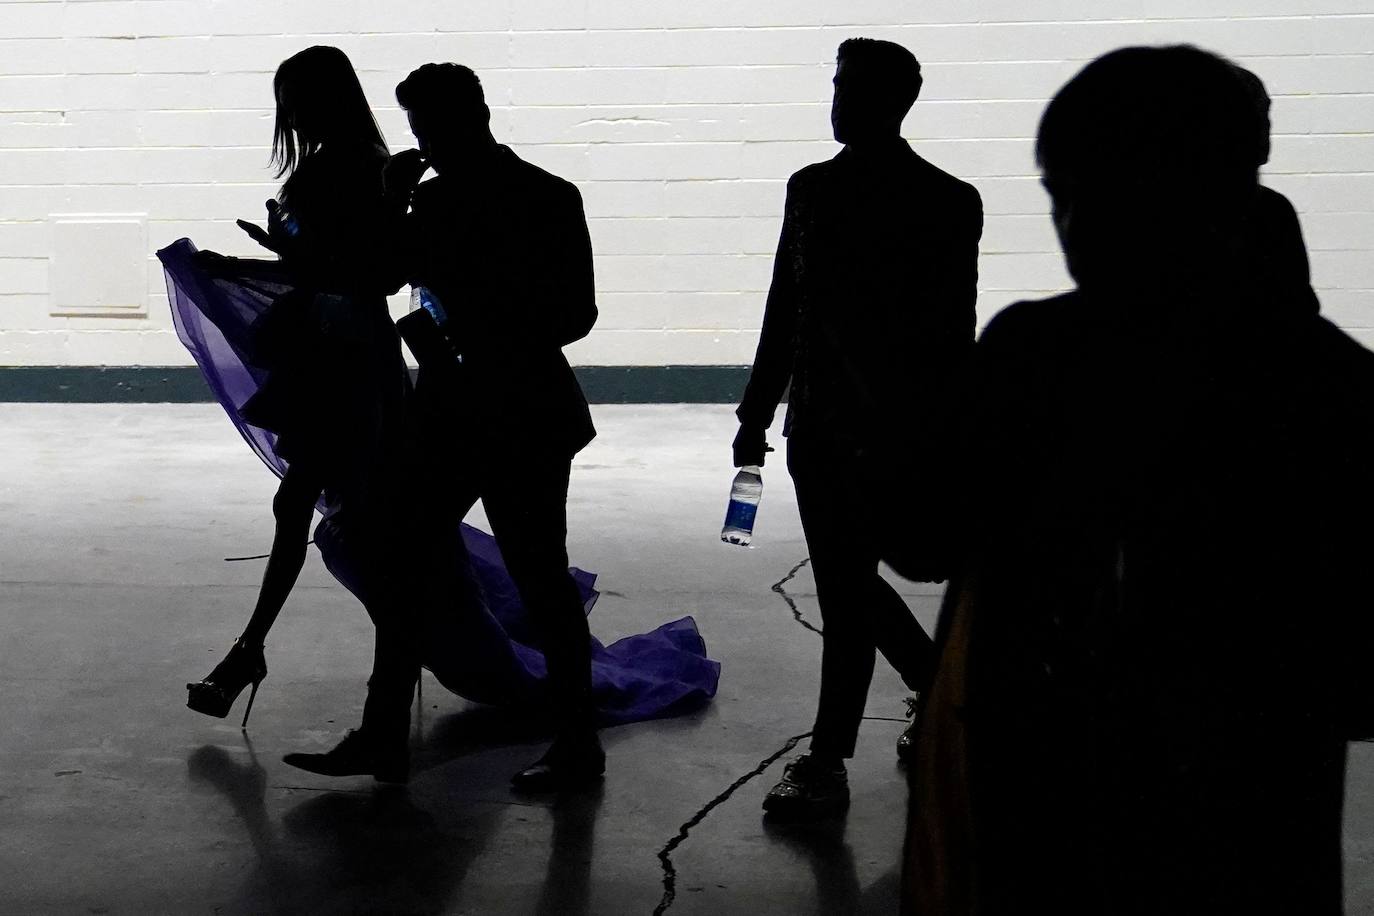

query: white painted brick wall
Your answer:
[0,2,1371,365]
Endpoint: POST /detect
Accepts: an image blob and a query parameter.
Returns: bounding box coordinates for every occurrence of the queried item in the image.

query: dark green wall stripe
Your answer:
[0,367,214,403]
[0,366,752,405]
[573,365,749,404]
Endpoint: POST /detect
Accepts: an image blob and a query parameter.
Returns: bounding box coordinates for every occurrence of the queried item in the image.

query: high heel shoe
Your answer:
[187,638,267,728]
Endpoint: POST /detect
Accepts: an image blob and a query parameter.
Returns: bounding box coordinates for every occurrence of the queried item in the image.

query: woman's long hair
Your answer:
[270,46,386,183]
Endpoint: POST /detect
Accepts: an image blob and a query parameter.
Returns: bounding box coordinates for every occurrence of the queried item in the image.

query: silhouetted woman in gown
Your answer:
[184,45,407,724]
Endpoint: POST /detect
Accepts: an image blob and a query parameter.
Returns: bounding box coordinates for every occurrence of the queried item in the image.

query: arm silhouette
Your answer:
[737,172,807,433]
[539,183,598,348]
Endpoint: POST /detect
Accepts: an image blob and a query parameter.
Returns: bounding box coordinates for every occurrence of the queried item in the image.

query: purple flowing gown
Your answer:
[160,238,720,725]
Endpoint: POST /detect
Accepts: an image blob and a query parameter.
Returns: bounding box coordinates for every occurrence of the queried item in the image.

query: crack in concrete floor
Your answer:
[652,729,813,916]
[652,556,820,914]
[771,557,821,636]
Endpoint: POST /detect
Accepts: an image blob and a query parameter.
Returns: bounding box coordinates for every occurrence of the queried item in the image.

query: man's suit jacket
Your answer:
[737,140,983,452]
[406,146,597,457]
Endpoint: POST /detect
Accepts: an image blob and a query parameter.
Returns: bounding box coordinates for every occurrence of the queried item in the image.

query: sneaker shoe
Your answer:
[762,753,849,820]
[897,693,921,763]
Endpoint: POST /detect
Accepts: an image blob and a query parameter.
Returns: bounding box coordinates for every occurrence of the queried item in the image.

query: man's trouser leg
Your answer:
[789,438,935,759]
[358,433,480,744]
[480,453,594,731]
[357,510,432,744]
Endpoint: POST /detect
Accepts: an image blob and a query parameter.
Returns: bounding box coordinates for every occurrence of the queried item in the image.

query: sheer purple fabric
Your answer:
[160,237,719,725]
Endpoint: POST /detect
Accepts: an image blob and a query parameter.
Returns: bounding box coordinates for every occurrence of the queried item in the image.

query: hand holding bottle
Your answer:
[732,424,773,468]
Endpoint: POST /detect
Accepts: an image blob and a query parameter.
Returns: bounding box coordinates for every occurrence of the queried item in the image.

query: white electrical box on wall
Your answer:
[48,214,149,318]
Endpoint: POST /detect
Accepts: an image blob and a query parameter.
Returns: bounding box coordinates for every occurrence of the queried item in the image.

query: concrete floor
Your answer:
[3,404,1374,915]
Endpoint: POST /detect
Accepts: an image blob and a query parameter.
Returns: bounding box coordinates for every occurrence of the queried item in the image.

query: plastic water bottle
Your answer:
[721,466,763,547]
[269,199,300,238]
[409,285,448,325]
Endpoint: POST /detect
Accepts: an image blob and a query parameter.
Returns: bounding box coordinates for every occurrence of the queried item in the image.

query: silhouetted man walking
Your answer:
[734,38,982,820]
[286,63,603,790]
[397,64,602,790]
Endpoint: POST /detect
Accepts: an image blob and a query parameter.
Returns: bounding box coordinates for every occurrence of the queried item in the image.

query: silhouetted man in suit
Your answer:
[734,38,982,820]
[286,63,603,790]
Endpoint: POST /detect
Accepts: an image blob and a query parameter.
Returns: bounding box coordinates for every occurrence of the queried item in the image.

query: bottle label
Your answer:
[416,286,449,325]
[723,499,758,532]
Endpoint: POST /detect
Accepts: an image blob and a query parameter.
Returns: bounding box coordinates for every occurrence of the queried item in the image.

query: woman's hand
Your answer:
[191,248,230,275]
[237,200,294,255]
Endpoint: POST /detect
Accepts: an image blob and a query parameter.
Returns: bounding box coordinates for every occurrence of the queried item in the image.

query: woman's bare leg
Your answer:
[239,461,323,646]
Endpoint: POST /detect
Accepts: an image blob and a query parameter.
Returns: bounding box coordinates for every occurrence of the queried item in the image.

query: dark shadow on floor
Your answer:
[763,817,901,915]
[189,742,495,914]
[532,783,605,916]
[414,693,717,768]
[419,701,559,758]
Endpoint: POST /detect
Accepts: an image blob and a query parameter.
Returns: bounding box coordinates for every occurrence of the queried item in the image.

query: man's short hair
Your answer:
[837,38,923,116]
[395,62,485,115]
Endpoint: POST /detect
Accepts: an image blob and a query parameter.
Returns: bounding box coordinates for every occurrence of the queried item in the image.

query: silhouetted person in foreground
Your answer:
[185,45,407,725]
[734,38,982,820]
[904,45,1374,915]
[288,63,604,791]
